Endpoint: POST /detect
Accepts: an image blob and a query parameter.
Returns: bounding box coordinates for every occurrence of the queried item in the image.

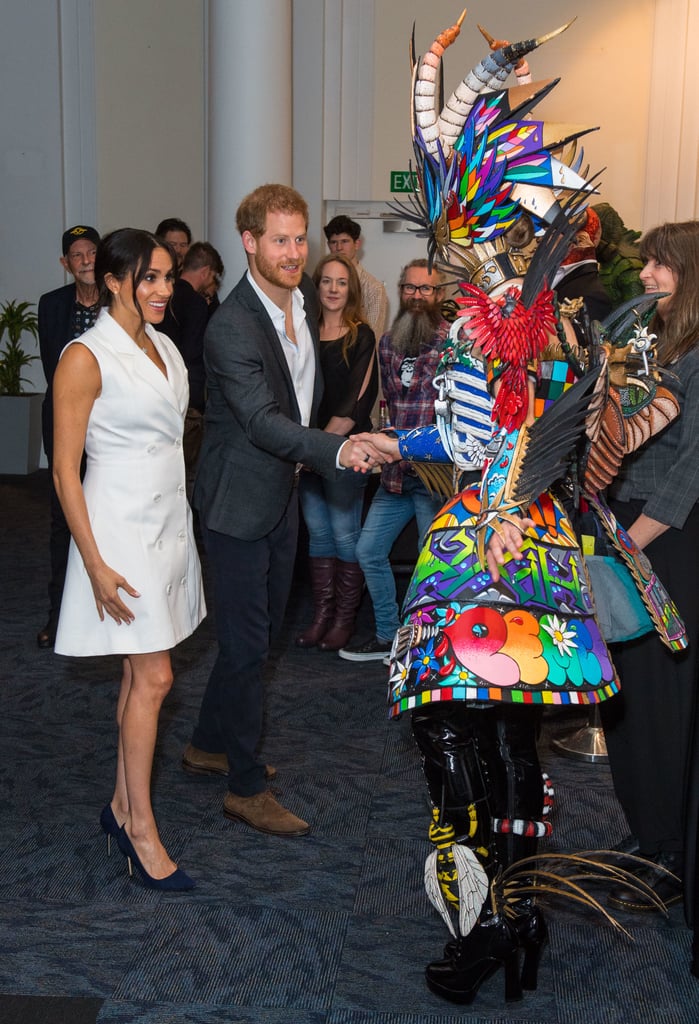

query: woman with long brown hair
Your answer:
[296,253,378,651]
[600,222,699,944]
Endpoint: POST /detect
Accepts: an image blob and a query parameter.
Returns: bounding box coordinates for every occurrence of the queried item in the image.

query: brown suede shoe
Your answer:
[182,744,276,781]
[223,789,309,837]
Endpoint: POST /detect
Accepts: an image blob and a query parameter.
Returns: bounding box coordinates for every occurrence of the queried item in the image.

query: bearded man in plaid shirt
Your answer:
[339,259,448,663]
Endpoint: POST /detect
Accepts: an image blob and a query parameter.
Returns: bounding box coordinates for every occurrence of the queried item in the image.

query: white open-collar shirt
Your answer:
[247,271,315,427]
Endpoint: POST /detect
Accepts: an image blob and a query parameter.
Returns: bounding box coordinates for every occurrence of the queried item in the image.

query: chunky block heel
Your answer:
[425,914,521,1005]
[517,907,548,991]
[503,949,523,1002]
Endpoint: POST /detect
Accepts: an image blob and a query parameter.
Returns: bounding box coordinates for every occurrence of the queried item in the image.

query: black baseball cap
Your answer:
[62,225,100,255]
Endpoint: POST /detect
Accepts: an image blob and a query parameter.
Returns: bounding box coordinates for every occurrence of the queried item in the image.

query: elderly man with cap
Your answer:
[36,224,100,648]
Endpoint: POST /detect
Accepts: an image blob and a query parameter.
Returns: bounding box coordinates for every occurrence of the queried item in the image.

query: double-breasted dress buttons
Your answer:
[56,315,204,656]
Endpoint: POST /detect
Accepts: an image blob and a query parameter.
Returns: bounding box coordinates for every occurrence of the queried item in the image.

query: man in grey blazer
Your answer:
[183,184,387,836]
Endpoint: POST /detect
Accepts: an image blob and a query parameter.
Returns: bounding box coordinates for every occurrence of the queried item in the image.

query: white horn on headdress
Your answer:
[437,20,575,160]
[413,10,467,155]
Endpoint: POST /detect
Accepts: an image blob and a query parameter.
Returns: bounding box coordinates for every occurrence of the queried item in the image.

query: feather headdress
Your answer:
[391,13,598,269]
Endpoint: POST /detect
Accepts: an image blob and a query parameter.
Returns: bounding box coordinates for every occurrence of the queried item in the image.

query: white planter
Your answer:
[0,393,44,474]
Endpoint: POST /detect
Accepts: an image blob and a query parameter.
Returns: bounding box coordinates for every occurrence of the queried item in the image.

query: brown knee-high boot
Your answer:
[295,557,336,648]
[318,560,365,651]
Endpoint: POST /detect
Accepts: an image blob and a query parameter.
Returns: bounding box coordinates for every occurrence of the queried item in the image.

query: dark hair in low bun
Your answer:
[95,228,173,326]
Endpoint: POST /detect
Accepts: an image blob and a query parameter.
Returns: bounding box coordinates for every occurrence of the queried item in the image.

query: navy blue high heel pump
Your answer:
[116,826,195,891]
[99,803,121,857]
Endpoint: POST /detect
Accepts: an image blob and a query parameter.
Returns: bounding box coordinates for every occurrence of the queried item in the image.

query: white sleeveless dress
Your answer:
[55,309,206,656]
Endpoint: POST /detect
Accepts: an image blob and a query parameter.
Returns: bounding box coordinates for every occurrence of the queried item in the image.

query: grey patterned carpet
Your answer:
[1,471,696,1023]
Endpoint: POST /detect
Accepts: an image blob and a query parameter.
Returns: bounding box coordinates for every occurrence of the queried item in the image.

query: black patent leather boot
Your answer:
[440,900,548,992]
[426,912,522,1004]
[411,705,495,860]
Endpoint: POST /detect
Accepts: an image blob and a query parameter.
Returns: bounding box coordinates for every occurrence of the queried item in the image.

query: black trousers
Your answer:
[601,501,699,858]
[192,494,299,796]
[601,499,699,927]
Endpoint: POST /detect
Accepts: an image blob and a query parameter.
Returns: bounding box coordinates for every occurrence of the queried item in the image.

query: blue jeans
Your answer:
[299,469,367,562]
[355,476,445,640]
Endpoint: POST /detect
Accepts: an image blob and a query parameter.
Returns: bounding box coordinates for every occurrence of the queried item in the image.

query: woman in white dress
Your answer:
[53,228,206,891]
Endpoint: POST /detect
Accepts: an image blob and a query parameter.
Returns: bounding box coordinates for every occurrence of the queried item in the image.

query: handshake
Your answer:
[338,429,534,582]
[338,430,401,473]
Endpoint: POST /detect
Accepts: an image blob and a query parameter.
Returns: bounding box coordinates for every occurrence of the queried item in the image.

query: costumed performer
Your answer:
[354,12,687,1005]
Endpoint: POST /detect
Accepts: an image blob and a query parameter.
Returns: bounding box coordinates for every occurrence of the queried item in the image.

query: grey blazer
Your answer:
[193,272,344,541]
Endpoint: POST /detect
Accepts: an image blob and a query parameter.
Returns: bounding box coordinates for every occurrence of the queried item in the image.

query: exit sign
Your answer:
[390,171,417,193]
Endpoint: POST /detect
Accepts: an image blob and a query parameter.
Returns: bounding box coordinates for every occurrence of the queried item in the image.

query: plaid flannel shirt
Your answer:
[379,319,449,493]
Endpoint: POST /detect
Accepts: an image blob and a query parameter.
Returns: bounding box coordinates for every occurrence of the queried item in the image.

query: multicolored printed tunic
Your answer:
[386,336,686,718]
[388,485,619,718]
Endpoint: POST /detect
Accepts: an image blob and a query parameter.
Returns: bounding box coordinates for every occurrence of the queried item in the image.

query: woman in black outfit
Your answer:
[296,253,378,651]
[600,223,699,960]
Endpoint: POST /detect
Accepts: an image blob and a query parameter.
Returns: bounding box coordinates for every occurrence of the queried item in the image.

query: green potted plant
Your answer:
[0,299,44,474]
[0,300,39,395]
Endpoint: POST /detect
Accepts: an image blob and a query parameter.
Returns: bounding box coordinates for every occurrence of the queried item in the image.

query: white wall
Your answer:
[93,0,206,239]
[0,1,75,393]
[642,0,699,226]
[371,0,655,230]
